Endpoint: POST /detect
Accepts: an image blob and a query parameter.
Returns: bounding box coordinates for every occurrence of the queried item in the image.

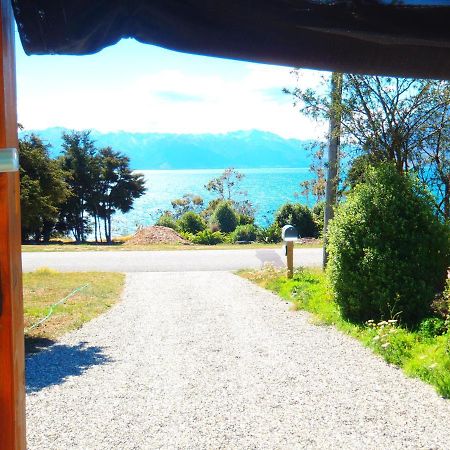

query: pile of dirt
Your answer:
[125,226,189,246]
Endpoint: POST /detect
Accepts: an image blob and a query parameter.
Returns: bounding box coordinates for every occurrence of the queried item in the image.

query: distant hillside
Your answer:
[19,127,315,170]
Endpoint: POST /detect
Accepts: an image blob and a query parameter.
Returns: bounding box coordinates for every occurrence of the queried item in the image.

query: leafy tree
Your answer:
[170,193,204,219]
[205,167,244,200]
[19,134,69,241]
[287,74,450,219]
[58,130,98,242]
[327,164,449,326]
[95,147,146,243]
[296,142,326,204]
[204,168,255,220]
[211,201,239,233]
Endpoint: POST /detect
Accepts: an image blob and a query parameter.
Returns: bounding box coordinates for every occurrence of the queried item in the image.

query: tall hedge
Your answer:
[327,164,449,326]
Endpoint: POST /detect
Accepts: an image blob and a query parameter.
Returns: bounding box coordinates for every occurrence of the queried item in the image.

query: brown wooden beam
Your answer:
[0,0,26,448]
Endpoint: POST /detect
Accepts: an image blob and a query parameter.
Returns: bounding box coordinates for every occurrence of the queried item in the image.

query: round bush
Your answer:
[232,224,258,242]
[177,211,206,234]
[211,201,239,233]
[275,203,317,238]
[327,164,449,326]
[155,213,178,230]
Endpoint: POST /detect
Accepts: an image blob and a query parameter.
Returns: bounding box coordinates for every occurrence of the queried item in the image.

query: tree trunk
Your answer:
[323,72,343,268]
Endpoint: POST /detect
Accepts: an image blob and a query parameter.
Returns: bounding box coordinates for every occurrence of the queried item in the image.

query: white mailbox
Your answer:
[281,224,298,242]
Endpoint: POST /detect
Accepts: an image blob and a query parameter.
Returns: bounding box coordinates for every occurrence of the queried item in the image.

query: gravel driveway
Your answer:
[26,272,450,449]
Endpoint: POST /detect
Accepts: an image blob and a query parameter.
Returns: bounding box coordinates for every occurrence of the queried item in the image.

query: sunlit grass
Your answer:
[23,269,125,353]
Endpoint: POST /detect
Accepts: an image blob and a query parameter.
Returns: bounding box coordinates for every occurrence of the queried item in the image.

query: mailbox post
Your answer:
[282,225,298,279]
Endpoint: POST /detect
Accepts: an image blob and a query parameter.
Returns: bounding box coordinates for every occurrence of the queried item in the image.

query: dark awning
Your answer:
[12,1,450,79]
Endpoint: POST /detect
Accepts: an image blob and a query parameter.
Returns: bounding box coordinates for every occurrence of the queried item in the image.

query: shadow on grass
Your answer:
[26,341,111,393]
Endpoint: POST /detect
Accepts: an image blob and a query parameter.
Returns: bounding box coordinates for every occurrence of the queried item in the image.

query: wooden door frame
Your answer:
[0,0,26,448]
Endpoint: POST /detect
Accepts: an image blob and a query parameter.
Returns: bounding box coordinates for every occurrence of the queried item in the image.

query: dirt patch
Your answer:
[125,226,189,246]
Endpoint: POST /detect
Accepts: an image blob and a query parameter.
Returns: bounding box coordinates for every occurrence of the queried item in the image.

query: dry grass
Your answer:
[23,268,125,353]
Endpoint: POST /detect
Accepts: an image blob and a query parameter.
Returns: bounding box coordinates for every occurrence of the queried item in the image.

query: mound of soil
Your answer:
[125,226,189,246]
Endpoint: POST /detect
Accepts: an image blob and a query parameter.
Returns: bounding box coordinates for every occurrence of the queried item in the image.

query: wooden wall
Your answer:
[0,0,26,447]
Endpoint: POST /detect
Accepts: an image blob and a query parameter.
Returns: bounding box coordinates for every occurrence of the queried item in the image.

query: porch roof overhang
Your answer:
[11,1,450,79]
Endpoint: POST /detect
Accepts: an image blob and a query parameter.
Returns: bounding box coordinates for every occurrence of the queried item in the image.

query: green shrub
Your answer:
[177,211,206,234]
[211,201,239,233]
[327,164,449,326]
[418,318,448,338]
[275,203,317,238]
[312,201,325,236]
[238,213,255,225]
[232,224,258,242]
[155,213,178,230]
[190,229,224,245]
[256,223,282,243]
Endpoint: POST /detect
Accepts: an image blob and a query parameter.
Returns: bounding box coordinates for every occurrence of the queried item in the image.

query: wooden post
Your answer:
[323,72,343,268]
[0,0,26,448]
[286,241,294,279]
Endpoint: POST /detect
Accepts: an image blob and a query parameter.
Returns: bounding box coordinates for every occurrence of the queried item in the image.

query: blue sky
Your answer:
[16,36,326,140]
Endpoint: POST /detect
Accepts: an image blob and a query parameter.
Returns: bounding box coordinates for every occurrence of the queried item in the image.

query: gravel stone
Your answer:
[26,272,450,449]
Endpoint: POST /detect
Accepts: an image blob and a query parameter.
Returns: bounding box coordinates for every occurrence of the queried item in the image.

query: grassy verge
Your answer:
[239,267,450,398]
[23,269,125,353]
[22,241,323,252]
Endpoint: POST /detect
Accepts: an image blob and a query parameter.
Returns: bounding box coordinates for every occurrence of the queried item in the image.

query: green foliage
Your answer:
[19,134,70,241]
[57,132,146,243]
[238,213,254,225]
[94,147,146,243]
[177,211,206,234]
[256,223,282,243]
[170,193,203,219]
[311,201,325,236]
[327,164,450,326]
[404,334,450,398]
[232,224,258,242]
[57,130,98,242]
[418,318,448,339]
[190,229,224,245]
[156,214,178,230]
[211,201,239,233]
[275,202,317,238]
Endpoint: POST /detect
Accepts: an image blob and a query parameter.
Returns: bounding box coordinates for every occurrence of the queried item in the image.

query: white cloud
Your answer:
[18,62,327,140]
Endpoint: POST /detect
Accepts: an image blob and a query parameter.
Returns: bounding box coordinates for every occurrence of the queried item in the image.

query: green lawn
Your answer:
[239,267,450,398]
[23,269,125,353]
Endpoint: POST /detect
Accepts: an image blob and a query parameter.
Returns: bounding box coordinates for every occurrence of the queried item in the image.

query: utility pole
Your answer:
[323,72,343,268]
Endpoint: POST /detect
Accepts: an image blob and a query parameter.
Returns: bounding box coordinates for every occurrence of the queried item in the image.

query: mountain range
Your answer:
[19,127,314,170]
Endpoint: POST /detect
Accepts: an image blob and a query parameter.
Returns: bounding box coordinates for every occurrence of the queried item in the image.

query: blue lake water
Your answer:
[112,168,313,236]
